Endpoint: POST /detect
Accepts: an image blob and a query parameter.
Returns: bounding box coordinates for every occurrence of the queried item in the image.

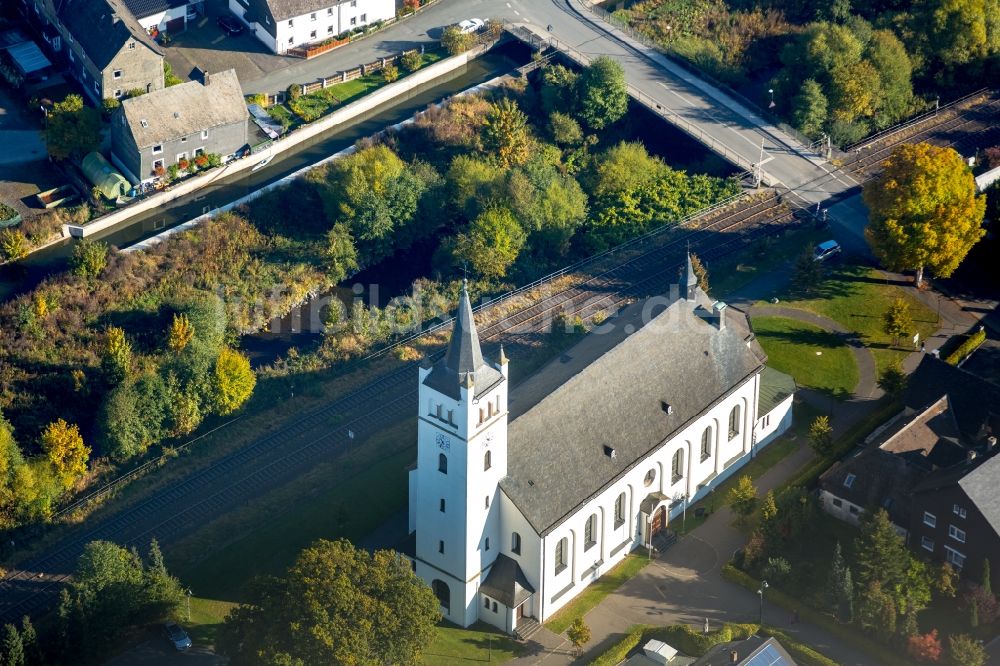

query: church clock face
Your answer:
[484,433,494,447]
[436,433,451,451]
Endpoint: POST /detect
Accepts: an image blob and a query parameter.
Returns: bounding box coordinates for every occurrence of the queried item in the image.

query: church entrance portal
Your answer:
[651,506,666,536]
[517,603,525,620]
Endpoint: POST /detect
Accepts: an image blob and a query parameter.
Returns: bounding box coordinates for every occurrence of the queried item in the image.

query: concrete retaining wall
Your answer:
[69,44,491,239]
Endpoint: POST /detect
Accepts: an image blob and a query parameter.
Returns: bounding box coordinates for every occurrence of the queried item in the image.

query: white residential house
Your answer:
[404,257,795,636]
[227,0,394,54]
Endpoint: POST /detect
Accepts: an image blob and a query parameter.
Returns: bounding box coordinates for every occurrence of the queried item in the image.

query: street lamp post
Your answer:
[768,88,775,109]
[186,589,192,622]
[757,581,769,625]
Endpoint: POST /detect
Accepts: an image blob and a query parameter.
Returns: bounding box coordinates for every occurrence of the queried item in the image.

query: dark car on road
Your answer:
[164,623,192,651]
[218,14,245,36]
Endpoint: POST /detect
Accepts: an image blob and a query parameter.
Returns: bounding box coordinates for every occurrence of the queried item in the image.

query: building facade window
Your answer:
[554,537,567,573]
[614,492,626,527]
[360,12,366,21]
[484,537,490,551]
[432,579,449,611]
[953,504,967,519]
[921,536,934,551]
[945,546,965,569]
[484,450,491,471]
[728,404,741,439]
[310,30,316,39]
[438,453,447,474]
[438,540,444,554]
[310,12,316,20]
[671,449,684,484]
[832,498,843,508]
[948,525,966,543]
[923,512,936,528]
[492,601,497,612]
[113,89,121,98]
[584,514,596,550]
[843,473,856,489]
[643,468,655,487]
[484,597,490,608]
[700,426,712,461]
[485,496,489,509]
[113,69,121,79]
[512,532,521,554]
[439,498,445,512]
[152,144,162,154]
[327,7,333,15]
[327,25,334,33]
[350,17,356,25]
[201,129,208,139]
[287,19,293,26]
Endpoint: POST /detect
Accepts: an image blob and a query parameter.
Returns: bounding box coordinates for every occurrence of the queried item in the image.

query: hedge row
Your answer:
[591,623,758,666]
[945,328,986,365]
[722,564,911,666]
[759,627,839,666]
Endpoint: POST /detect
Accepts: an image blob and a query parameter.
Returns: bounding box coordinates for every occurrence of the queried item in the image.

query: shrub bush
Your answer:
[287,83,303,100]
[945,328,986,365]
[0,202,18,223]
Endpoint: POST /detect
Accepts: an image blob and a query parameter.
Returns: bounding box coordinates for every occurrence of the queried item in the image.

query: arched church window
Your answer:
[729,404,741,439]
[554,537,568,573]
[584,514,597,550]
[614,492,626,527]
[643,468,656,487]
[484,450,492,471]
[512,531,521,554]
[439,453,448,474]
[671,449,684,484]
[432,580,450,612]
[701,426,712,461]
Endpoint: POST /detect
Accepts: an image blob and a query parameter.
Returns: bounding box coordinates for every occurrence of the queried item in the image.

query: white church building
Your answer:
[405,257,795,635]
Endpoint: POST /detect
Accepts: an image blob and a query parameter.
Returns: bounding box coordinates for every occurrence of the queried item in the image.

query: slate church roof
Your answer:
[480,554,534,608]
[500,288,766,535]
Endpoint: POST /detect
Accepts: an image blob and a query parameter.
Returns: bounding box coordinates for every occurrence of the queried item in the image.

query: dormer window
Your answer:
[140,119,148,128]
[843,473,856,489]
[128,41,135,49]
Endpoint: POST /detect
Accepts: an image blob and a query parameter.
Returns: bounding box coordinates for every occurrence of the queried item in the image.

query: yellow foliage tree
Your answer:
[167,313,195,352]
[40,418,90,487]
[214,347,256,416]
[863,143,986,286]
[483,98,531,168]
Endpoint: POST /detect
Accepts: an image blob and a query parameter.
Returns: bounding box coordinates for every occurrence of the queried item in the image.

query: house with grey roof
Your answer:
[110,69,248,183]
[819,357,1000,586]
[225,0,394,54]
[120,0,203,36]
[19,0,164,103]
[404,258,796,635]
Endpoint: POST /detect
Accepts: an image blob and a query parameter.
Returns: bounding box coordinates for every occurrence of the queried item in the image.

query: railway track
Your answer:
[842,90,1000,178]
[0,190,796,624]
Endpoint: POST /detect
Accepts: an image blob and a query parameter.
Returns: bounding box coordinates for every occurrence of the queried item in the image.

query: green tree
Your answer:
[217,539,440,665]
[40,419,90,488]
[213,347,256,416]
[2,623,24,666]
[483,98,531,168]
[549,111,583,146]
[760,489,778,523]
[864,143,986,286]
[763,556,792,583]
[792,79,829,137]
[577,56,628,130]
[808,415,834,457]
[830,60,880,122]
[167,313,195,353]
[441,25,474,55]
[540,64,579,115]
[883,298,913,346]
[18,616,38,666]
[933,561,959,598]
[381,63,399,83]
[827,542,854,621]
[948,633,987,666]
[727,475,758,522]
[866,30,914,124]
[878,359,908,398]
[911,0,993,72]
[324,223,359,283]
[453,207,526,280]
[855,509,908,591]
[792,249,823,293]
[401,50,422,72]
[69,239,109,278]
[102,326,133,385]
[982,558,992,597]
[567,617,591,655]
[857,580,897,642]
[44,94,101,161]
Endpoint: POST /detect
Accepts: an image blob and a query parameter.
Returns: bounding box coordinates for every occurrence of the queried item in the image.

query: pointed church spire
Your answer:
[685,251,698,301]
[498,344,508,366]
[444,279,485,382]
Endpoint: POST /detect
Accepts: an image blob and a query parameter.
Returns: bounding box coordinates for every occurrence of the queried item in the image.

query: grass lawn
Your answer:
[423,622,526,664]
[752,316,859,398]
[545,551,651,634]
[710,225,829,299]
[184,597,238,646]
[772,264,937,373]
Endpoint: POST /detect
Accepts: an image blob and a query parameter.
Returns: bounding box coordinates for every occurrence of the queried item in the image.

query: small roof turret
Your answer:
[684,252,699,301]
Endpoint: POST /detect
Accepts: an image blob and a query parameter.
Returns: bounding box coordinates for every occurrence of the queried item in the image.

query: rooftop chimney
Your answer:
[604,445,617,459]
[712,301,727,330]
[967,450,978,462]
[730,650,739,663]
[987,435,997,450]
[202,69,210,86]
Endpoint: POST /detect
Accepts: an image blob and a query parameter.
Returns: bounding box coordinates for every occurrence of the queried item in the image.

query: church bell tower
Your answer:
[411,281,510,627]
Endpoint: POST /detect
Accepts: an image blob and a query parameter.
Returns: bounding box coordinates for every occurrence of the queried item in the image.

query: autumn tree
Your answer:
[808,415,834,457]
[69,239,109,278]
[883,298,913,346]
[167,313,195,353]
[441,25,474,55]
[857,580,897,642]
[908,629,943,662]
[217,539,440,665]
[948,634,987,666]
[381,63,399,83]
[689,253,710,292]
[549,111,583,146]
[45,94,101,161]
[324,223,359,284]
[567,617,592,655]
[791,79,828,137]
[760,490,778,523]
[483,98,531,168]
[102,326,133,385]
[577,56,628,130]
[40,419,90,488]
[213,347,256,415]
[400,49,422,72]
[864,143,986,286]
[933,561,959,599]
[0,229,28,262]
[727,475,758,523]
[453,207,526,280]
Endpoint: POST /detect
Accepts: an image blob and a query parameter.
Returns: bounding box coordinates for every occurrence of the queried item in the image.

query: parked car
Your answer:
[218,14,245,36]
[456,18,485,34]
[164,623,192,651]
[813,240,842,262]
